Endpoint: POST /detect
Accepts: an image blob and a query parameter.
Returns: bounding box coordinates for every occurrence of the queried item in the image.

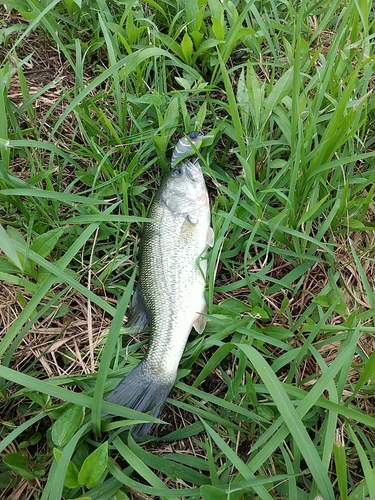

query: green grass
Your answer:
[1,0,375,498]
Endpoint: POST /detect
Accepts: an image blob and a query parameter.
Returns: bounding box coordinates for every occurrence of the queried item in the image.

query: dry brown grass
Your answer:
[0,280,111,378]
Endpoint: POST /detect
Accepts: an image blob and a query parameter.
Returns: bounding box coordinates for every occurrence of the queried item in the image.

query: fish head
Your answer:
[186,130,205,143]
[161,159,208,214]
[170,131,213,167]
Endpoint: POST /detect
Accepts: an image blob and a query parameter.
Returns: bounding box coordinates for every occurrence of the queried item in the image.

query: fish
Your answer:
[170,131,206,167]
[105,158,214,438]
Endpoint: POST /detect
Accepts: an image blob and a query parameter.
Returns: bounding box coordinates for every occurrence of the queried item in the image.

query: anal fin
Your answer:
[206,226,214,247]
[192,306,207,334]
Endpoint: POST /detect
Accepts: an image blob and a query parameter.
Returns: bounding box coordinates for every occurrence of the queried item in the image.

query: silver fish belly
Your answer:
[105,159,214,438]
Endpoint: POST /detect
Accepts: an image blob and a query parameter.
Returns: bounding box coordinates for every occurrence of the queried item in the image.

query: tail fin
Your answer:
[105,361,174,438]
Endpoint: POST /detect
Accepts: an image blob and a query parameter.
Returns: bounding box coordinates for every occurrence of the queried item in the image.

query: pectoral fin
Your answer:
[188,213,198,224]
[127,282,150,334]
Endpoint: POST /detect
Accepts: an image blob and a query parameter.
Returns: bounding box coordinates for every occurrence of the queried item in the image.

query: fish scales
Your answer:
[141,192,208,376]
[105,159,213,438]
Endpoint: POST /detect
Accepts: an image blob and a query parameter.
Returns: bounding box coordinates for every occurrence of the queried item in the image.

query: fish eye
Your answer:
[172,166,183,177]
[188,131,200,140]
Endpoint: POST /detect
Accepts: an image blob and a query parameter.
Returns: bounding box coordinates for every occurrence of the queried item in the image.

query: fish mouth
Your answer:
[185,159,203,182]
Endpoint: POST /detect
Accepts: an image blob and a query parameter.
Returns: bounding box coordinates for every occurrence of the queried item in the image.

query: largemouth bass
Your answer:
[106,158,214,438]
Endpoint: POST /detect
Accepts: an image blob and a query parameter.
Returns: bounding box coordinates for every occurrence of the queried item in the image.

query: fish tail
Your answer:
[105,361,175,438]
